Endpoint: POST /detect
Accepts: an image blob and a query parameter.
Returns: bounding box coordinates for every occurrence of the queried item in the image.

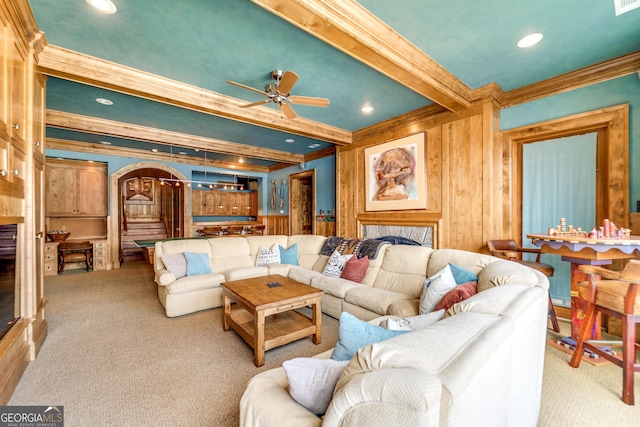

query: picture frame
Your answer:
[364,133,426,212]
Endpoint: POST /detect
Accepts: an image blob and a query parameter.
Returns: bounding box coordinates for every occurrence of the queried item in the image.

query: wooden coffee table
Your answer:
[221,274,323,367]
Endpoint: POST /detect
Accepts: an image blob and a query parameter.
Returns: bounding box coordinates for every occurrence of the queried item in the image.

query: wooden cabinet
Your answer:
[43,242,57,276]
[0,17,27,191]
[45,159,108,216]
[92,239,107,271]
[192,189,258,217]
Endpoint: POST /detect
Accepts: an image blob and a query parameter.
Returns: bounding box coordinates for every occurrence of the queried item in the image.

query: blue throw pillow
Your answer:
[331,312,408,361]
[449,263,478,285]
[278,243,299,265]
[184,252,212,275]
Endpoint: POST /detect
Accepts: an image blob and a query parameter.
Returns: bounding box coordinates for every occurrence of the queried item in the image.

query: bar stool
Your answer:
[570,260,640,405]
[487,239,560,332]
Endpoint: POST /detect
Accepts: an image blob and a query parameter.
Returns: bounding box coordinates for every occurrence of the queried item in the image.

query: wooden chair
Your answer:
[487,239,560,332]
[251,224,266,235]
[58,241,93,274]
[569,260,640,405]
[201,226,226,236]
[227,225,245,235]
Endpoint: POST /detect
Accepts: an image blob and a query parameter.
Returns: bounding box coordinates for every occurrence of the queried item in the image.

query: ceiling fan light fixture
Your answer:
[517,33,543,48]
[86,0,117,14]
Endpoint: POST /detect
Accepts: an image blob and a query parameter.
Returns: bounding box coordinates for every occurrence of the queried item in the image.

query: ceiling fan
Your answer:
[226,70,330,119]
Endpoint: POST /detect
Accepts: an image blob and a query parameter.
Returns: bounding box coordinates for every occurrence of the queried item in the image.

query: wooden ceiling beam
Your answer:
[46,110,305,164]
[36,44,352,146]
[45,138,272,173]
[252,0,472,112]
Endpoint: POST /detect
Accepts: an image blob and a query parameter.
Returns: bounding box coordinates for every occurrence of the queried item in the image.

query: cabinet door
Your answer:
[0,13,9,136]
[9,143,25,187]
[77,168,107,215]
[0,134,8,182]
[249,191,258,216]
[191,190,203,216]
[45,165,77,215]
[32,74,45,158]
[8,33,26,146]
[216,191,231,215]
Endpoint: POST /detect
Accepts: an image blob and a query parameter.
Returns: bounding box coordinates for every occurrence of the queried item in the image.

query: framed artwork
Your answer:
[125,177,155,204]
[364,133,426,212]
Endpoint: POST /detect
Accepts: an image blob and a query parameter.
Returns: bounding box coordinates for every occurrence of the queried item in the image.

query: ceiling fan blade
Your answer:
[225,80,266,96]
[277,71,299,94]
[240,99,271,108]
[279,103,298,119]
[288,95,330,108]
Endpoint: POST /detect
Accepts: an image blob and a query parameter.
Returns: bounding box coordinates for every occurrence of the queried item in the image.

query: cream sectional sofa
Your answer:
[154,234,549,426]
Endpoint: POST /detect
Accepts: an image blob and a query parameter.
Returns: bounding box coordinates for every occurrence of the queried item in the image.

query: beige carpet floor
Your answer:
[8,261,640,426]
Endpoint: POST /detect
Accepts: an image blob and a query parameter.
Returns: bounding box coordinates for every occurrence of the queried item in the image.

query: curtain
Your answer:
[522,133,596,307]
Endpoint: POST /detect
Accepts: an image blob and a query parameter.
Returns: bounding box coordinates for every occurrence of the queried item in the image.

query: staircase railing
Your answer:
[122,195,128,232]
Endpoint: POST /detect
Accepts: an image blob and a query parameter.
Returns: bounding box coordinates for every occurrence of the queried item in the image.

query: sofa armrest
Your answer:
[323,369,442,427]
[156,270,176,286]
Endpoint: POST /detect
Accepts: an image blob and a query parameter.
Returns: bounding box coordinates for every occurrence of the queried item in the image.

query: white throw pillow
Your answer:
[322,250,353,277]
[419,264,457,314]
[379,309,446,331]
[256,244,281,266]
[282,357,349,416]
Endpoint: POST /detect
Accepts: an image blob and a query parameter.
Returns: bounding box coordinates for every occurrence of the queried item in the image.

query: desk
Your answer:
[527,234,640,339]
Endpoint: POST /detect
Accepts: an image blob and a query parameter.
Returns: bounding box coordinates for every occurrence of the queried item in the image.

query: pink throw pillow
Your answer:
[340,256,369,283]
[434,281,477,312]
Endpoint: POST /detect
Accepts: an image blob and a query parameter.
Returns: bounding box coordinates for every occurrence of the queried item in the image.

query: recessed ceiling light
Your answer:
[285,138,295,143]
[238,158,245,163]
[86,0,117,14]
[308,143,320,148]
[151,148,158,153]
[361,105,374,113]
[517,33,543,48]
[99,141,111,145]
[178,151,187,155]
[95,97,113,105]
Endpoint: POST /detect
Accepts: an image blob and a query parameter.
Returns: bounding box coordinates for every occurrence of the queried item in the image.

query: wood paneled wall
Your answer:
[266,215,289,235]
[338,99,506,253]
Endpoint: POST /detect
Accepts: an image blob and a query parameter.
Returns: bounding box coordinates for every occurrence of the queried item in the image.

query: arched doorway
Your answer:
[108,162,191,269]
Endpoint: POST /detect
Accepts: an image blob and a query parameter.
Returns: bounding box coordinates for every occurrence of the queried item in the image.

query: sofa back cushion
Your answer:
[373,245,434,298]
[476,259,545,292]
[155,239,212,273]
[208,237,253,275]
[427,249,497,278]
[287,235,327,269]
[245,235,289,262]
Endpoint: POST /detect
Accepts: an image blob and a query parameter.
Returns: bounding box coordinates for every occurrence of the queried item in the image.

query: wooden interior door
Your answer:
[289,170,315,235]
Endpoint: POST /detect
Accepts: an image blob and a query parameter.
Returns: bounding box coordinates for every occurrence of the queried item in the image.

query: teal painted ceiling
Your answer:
[29,0,640,168]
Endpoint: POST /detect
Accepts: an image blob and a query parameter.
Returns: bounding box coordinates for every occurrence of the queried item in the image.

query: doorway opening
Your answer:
[109,162,189,267]
[289,170,315,235]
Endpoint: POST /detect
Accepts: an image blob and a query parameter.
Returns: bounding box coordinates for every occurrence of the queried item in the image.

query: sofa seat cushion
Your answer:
[226,266,269,281]
[288,266,325,285]
[165,273,225,295]
[310,274,365,299]
[345,286,414,316]
[267,264,293,277]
